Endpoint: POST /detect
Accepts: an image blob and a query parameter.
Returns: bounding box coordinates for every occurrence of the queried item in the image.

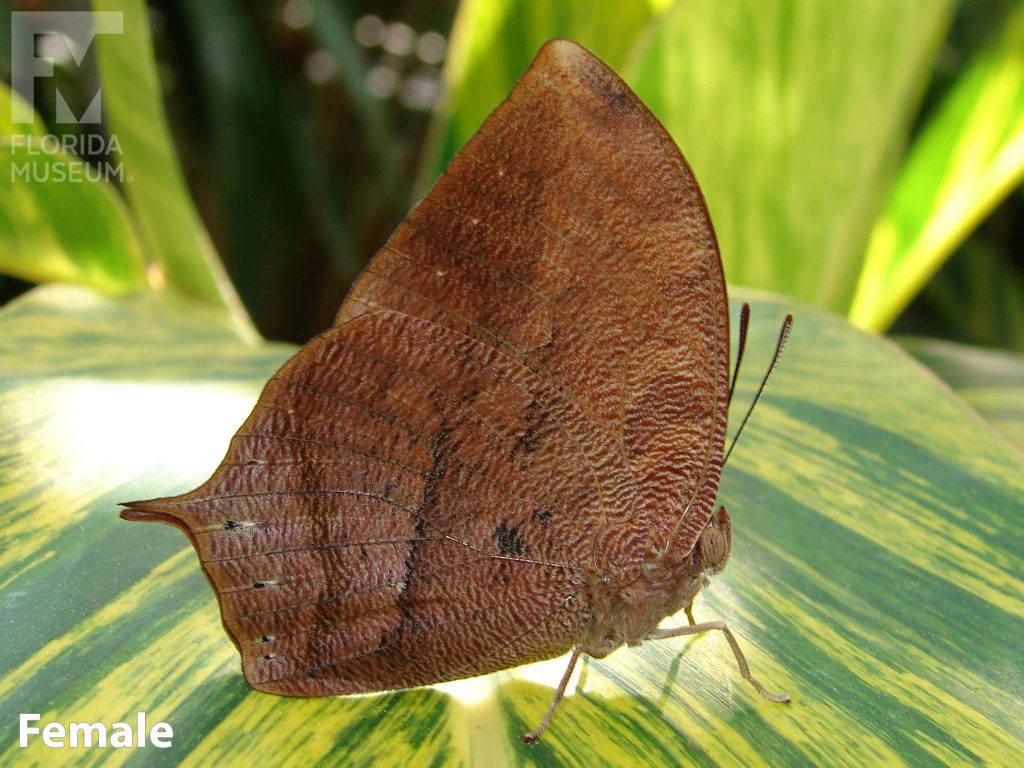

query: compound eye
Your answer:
[698,524,729,571]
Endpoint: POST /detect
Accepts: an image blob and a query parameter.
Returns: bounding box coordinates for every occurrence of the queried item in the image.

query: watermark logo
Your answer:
[7,11,128,183]
[10,11,123,124]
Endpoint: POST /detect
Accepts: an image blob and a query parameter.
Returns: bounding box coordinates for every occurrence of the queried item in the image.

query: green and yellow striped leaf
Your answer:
[1,284,1021,765]
[900,335,1024,453]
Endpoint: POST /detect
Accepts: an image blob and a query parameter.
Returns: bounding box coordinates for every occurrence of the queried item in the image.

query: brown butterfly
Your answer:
[123,39,791,742]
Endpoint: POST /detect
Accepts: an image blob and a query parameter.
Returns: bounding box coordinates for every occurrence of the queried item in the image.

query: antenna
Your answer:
[722,313,793,467]
[727,303,751,410]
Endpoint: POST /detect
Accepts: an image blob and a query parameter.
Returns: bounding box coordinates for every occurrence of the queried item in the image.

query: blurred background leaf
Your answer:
[173,0,309,339]
[414,0,672,196]
[0,83,146,292]
[150,0,454,340]
[896,225,1024,353]
[308,0,401,220]
[852,0,1024,332]
[93,0,256,341]
[627,0,954,315]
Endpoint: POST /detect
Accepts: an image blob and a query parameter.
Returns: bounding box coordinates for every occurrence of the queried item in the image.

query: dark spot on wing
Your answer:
[532,509,553,525]
[510,400,550,461]
[494,522,525,556]
[579,64,631,113]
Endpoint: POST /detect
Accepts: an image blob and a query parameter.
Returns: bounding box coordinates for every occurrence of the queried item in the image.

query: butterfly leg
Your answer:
[646,621,791,703]
[522,646,584,743]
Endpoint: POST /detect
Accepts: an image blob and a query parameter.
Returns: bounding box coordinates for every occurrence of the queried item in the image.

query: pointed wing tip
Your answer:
[532,38,634,115]
[535,38,598,72]
[538,38,586,57]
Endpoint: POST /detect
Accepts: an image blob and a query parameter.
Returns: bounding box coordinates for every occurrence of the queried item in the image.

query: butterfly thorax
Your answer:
[580,506,733,658]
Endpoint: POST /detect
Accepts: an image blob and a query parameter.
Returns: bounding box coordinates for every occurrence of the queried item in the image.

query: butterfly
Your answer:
[123,38,791,742]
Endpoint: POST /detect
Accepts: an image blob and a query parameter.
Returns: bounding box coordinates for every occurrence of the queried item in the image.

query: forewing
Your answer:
[341,40,730,564]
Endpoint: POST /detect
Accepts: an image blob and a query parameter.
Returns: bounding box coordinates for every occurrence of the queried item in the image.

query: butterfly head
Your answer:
[697,506,733,580]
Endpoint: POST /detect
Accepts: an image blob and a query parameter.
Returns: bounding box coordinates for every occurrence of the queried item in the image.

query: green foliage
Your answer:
[415,0,672,196]
[308,0,402,219]
[852,1,1024,331]
[91,0,256,341]
[0,85,146,292]
[905,232,1024,353]
[175,0,314,331]
[628,0,953,316]
[900,335,1024,450]
[1,285,1021,765]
